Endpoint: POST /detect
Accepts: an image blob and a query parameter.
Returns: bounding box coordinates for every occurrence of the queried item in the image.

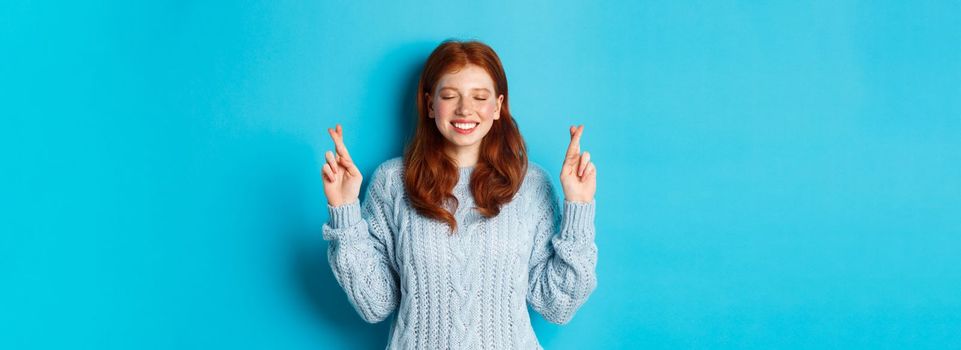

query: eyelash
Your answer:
[441,96,488,100]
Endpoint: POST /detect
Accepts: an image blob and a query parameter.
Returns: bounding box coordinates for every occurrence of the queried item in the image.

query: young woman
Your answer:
[320,40,597,349]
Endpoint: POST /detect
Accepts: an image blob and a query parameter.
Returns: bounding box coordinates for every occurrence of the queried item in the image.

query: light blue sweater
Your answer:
[323,157,597,349]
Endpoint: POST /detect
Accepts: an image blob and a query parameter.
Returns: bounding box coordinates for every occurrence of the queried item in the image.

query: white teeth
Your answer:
[453,122,478,130]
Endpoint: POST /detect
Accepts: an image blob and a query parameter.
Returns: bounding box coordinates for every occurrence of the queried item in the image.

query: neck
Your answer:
[446,142,480,168]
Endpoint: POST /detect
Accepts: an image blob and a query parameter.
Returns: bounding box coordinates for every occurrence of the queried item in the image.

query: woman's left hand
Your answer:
[560,125,596,203]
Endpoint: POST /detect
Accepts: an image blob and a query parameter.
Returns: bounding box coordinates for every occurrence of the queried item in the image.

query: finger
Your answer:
[322,163,335,182]
[564,125,578,156]
[325,150,338,174]
[564,125,583,164]
[578,151,591,177]
[328,126,344,149]
[565,125,584,162]
[327,126,339,143]
[585,162,596,179]
[331,124,354,162]
[338,156,360,177]
[327,127,341,159]
[336,142,354,163]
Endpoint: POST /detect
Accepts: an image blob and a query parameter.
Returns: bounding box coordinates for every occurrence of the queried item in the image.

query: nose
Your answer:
[455,99,472,116]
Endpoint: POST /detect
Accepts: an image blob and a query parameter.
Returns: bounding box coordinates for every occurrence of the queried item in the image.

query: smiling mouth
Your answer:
[451,122,478,130]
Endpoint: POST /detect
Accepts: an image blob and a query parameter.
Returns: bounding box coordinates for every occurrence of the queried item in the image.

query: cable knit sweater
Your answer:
[322,157,597,349]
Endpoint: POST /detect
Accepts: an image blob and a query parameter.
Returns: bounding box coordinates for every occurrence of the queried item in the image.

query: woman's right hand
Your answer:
[321,124,363,207]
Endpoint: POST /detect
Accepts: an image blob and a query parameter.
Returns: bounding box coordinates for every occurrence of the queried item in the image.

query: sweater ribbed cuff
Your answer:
[559,199,595,242]
[327,200,361,230]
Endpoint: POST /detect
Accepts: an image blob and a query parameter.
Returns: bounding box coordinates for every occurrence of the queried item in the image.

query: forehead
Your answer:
[436,64,495,91]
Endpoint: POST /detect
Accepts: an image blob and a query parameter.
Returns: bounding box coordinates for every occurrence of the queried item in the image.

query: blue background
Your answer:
[3,1,960,349]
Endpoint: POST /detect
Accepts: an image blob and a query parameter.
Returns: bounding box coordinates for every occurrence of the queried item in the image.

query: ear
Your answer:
[425,92,434,118]
[494,94,504,120]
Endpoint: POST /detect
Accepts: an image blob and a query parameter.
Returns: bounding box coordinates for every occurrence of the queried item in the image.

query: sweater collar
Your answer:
[457,166,474,184]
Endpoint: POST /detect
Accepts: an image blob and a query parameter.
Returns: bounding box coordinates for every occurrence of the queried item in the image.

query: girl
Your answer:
[320,40,597,349]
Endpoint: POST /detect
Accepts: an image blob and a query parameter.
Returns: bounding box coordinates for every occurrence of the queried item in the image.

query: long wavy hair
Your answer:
[403,40,528,234]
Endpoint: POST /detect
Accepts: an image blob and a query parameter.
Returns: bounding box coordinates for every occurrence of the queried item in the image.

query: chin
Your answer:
[442,132,483,146]
[447,137,481,147]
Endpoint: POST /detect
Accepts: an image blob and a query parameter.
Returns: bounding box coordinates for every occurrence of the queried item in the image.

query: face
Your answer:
[426,64,504,154]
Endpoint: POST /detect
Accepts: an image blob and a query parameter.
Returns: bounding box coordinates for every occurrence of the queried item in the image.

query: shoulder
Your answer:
[520,160,557,201]
[523,160,552,187]
[373,156,404,177]
[368,156,405,193]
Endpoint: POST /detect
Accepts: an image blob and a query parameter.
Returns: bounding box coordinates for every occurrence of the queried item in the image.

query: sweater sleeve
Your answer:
[526,172,598,325]
[322,163,400,324]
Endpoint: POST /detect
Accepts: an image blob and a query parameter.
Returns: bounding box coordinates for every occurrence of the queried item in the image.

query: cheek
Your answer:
[435,101,455,116]
[477,101,498,118]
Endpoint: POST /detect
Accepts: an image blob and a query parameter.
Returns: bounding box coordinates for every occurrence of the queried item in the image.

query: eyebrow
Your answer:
[438,87,492,93]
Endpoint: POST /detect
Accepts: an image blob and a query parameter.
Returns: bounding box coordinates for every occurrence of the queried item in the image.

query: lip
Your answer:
[450,120,479,135]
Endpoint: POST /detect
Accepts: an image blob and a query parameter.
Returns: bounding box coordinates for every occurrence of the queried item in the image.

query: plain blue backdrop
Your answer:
[2,1,960,349]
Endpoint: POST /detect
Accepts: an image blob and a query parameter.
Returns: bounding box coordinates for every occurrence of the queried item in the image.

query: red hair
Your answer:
[403,40,528,234]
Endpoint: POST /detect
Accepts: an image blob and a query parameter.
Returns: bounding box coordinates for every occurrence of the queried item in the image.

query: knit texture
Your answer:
[323,157,597,349]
